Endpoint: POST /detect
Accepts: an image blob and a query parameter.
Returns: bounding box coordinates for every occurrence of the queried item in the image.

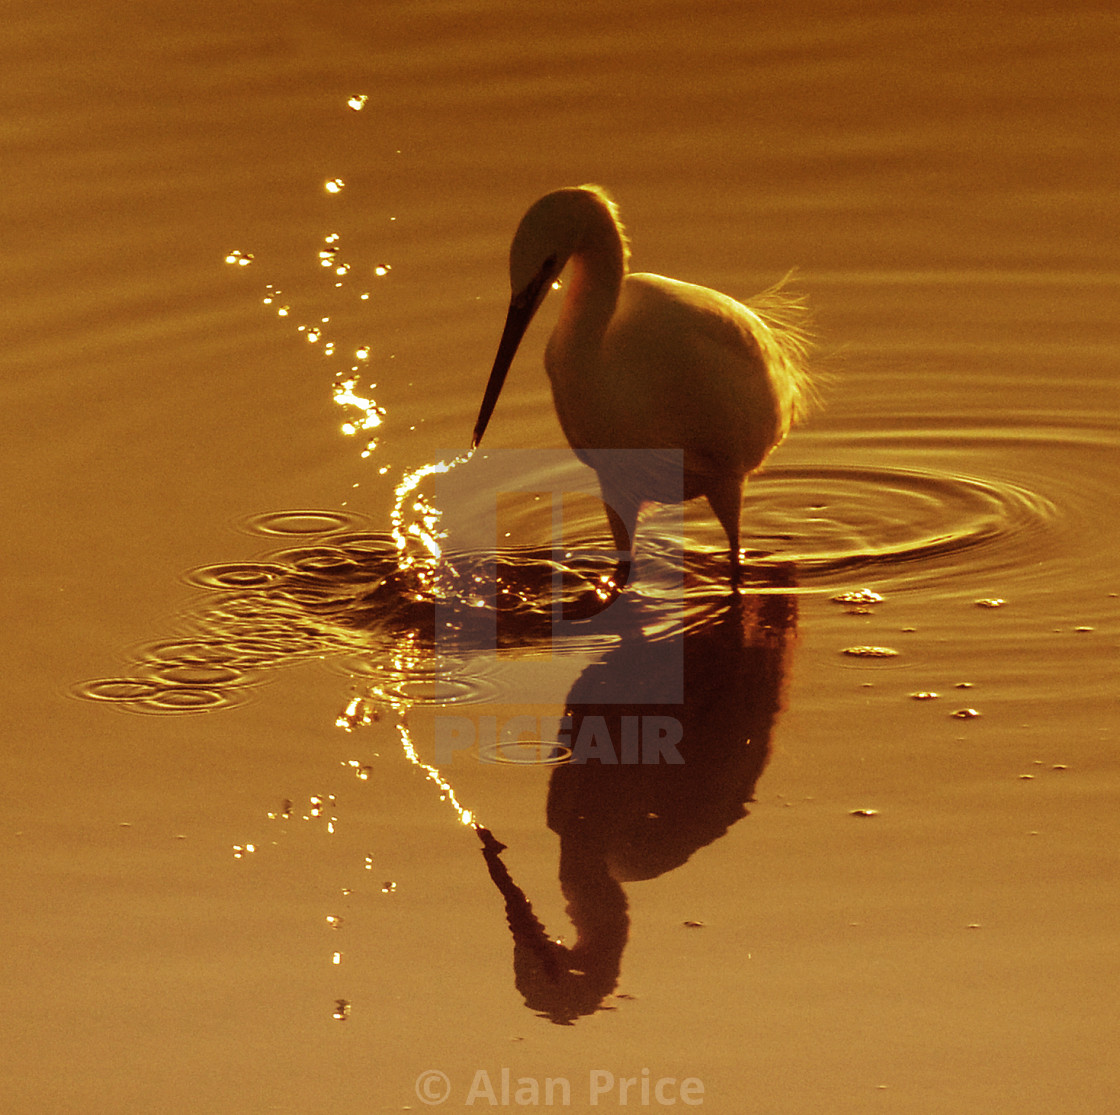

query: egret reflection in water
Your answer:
[477,583,797,1025]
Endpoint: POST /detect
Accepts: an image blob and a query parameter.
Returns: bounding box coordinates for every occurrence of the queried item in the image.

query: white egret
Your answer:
[472,185,811,586]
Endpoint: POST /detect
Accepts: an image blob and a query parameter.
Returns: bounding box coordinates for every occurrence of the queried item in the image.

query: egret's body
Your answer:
[472,186,810,585]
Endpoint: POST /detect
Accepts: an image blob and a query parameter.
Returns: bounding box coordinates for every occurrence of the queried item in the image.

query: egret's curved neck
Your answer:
[551,199,627,364]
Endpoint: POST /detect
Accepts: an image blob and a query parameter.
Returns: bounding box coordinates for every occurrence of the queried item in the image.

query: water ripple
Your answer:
[735,464,1058,583]
[75,455,1058,714]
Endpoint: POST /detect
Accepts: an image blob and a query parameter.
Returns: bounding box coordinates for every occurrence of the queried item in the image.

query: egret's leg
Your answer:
[600,484,639,590]
[705,477,744,586]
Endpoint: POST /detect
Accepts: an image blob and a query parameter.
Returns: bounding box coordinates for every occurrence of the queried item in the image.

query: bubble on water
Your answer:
[832,588,884,605]
[344,758,373,780]
[309,794,336,819]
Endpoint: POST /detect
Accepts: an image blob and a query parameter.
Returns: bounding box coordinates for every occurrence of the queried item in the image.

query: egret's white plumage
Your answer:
[472,185,811,586]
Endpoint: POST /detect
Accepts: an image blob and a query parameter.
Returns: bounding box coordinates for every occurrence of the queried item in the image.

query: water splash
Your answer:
[333,376,384,457]
[396,716,477,829]
[389,454,473,575]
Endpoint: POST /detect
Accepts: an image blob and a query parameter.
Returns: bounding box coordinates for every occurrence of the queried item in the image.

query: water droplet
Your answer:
[974,598,1006,608]
[324,178,345,194]
[333,999,350,1020]
[850,808,879,817]
[909,691,940,700]
[951,708,980,719]
[347,94,368,111]
[326,914,343,928]
[841,645,899,658]
[380,881,397,894]
[225,250,254,267]
[373,264,391,277]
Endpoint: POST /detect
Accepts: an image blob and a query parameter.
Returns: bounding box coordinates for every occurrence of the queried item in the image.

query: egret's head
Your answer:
[508,185,627,304]
[472,186,627,451]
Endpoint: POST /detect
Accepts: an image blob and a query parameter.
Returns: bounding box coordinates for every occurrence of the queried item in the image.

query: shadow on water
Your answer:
[476,583,797,1025]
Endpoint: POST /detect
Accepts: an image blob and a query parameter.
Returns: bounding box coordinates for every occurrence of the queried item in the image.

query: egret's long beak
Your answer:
[471,297,536,450]
[471,263,556,450]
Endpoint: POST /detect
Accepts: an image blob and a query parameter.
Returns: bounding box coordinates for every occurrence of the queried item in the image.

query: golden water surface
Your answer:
[3,1,1118,1112]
